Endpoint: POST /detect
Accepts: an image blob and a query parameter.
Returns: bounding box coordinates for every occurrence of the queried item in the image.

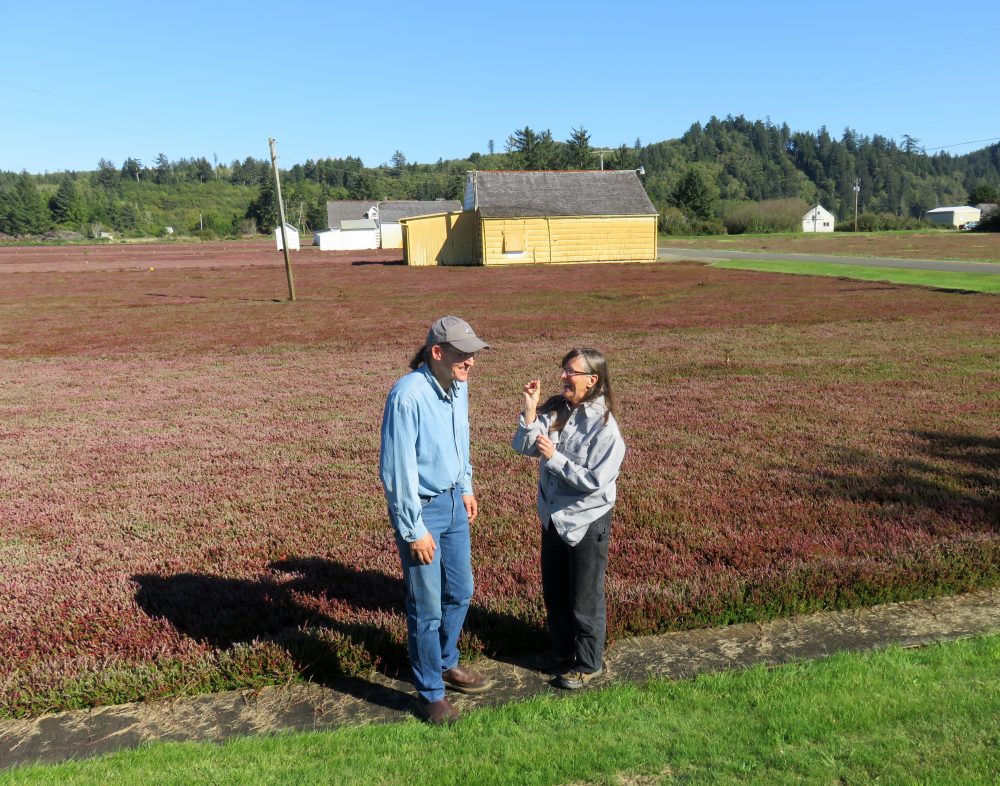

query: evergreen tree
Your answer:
[49,178,87,227]
[347,170,376,200]
[245,178,279,231]
[153,153,172,185]
[121,158,143,182]
[606,143,638,171]
[391,150,407,172]
[563,126,592,169]
[0,174,51,235]
[670,167,718,220]
[506,126,538,169]
[93,158,119,192]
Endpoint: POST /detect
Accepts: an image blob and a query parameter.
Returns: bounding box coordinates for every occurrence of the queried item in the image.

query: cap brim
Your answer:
[449,337,490,353]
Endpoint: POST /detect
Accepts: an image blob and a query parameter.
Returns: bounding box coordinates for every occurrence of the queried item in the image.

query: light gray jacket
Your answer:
[512,396,626,545]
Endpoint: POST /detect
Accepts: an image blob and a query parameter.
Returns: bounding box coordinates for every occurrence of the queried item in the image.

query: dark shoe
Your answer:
[421,697,459,725]
[442,664,494,695]
[553,666,604,690]
[529,650,575,674]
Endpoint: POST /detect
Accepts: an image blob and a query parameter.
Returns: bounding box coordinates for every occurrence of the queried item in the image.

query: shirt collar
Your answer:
[419,364,459,400]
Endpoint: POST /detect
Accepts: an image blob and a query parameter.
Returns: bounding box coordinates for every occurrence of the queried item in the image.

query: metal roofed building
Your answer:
[400,170,658,266]
[925,205,982,228]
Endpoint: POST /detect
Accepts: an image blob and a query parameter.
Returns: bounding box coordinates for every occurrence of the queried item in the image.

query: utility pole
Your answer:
[268,137,296,302]
[853,178,861,232]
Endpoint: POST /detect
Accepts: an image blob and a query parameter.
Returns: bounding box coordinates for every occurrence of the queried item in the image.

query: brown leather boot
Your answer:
[442,664,494,694]
[421,697,460,725]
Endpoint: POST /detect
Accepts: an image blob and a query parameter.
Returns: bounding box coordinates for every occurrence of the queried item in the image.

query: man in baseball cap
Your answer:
[379,316,493,724]
[425,315,491,354]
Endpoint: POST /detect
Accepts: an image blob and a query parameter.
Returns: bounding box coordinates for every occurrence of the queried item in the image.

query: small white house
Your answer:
[925,206,981,228]
[275,223,300,251]
[802,205,835,233]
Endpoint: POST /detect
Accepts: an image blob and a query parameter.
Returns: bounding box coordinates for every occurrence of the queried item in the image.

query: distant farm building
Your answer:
[315,201,378,250]
[925,206,981,228]
[802,205,835,233]
[377,200,462,249]
[274,223,300,251]
[401,170,658,266]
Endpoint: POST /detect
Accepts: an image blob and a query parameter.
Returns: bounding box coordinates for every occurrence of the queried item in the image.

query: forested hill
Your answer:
[1,115,998,239]
[638,116,1000,220]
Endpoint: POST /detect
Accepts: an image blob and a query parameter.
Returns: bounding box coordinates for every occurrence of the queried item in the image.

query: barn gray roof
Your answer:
[469,170,656,218]
[326,200,376,227]
[378,200,462,223]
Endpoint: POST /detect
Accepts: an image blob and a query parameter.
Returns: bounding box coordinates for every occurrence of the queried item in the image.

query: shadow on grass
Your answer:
[133,557,542,713]
[809,430,998,529]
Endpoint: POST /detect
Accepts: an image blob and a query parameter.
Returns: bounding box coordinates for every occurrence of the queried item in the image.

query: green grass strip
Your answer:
[710,259,1000,293]
[3,635,998,785]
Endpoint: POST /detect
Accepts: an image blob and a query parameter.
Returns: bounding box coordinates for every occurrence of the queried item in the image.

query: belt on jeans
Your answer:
[420,486,455,504]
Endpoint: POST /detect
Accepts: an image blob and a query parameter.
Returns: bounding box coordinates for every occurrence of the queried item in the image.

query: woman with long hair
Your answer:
[512,347,626,689]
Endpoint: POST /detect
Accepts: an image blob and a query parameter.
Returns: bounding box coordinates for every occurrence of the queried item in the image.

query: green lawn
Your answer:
[710,259,1000,293]
[3,634,997,785]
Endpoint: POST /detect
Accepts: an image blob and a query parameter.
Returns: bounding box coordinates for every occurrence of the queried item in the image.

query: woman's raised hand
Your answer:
[523,379,541,409]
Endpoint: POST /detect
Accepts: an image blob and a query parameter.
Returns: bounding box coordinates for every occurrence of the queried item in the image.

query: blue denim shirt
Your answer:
[380,365,473,543]
[512,396,626,545]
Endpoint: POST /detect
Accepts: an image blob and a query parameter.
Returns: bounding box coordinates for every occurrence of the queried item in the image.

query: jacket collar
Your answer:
[579,395,606,417]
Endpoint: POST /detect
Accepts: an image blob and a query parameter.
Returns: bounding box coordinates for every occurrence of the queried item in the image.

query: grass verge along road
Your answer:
[2,634,997,785]
[709,259,1000,293]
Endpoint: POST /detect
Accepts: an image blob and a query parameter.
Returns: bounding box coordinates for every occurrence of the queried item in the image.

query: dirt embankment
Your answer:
[0,241,403,273]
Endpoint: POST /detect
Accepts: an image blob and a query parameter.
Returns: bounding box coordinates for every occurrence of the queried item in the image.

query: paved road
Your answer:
[659,246,1000,275]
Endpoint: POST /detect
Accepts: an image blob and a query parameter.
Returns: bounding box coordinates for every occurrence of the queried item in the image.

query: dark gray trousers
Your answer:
[540,510,611,673]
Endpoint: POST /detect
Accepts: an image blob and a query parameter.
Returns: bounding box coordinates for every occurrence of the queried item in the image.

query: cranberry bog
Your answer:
[0,241,996,717]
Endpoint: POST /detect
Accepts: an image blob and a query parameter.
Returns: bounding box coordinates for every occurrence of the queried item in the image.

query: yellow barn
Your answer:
[401,170,658,266]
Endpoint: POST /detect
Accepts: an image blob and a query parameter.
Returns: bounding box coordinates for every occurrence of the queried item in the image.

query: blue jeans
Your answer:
[394,487,473,702]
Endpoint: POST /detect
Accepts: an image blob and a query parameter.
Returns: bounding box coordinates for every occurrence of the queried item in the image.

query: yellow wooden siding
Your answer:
[481,216,657,265]
[402,212,479,266]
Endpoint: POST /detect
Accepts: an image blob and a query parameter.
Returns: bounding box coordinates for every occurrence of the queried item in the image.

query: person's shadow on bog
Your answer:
[133,557,543,713]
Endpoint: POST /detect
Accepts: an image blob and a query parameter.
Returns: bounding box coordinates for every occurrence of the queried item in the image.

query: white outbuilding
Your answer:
[274,223,300,250]
[313,201,379,251]
[802,205,835,233]
[313,219,378,250]
[925,206,981,228]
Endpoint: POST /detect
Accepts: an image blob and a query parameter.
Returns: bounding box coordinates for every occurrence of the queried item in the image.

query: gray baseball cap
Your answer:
[426,315,490,353]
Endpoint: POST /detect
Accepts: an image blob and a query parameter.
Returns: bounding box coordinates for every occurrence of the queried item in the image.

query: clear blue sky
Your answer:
[3,0,998,174]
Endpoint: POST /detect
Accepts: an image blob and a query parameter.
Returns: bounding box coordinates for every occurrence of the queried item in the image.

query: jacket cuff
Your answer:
[544,451,568,474]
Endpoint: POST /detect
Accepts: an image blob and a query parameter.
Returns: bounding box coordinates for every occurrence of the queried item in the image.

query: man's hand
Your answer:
[535,433,556,460]
[463,494,479,524]
[409,532,436,565]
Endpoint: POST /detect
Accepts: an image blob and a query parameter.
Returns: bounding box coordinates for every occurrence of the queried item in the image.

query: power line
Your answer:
[924,136,1000,152]
[0,102,242,160]
[0,78,150,120]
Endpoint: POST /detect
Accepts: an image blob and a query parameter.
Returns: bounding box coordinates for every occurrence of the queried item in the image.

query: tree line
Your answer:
[2,117,998,239]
